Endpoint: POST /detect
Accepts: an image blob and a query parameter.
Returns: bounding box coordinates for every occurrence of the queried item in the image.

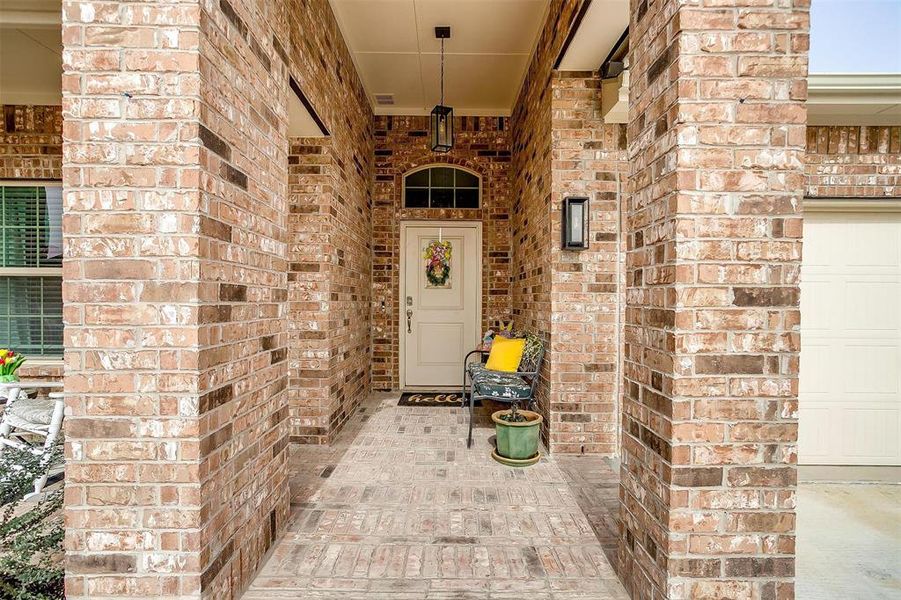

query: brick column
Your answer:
[62,1,206,596]
[620,0,808,598]
[62,0,290,597]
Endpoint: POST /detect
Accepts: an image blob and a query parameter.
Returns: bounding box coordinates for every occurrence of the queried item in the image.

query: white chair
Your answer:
[0,382,65,500]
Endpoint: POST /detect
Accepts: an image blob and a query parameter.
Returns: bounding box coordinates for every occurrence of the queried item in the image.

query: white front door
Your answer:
[401,222,481,388]
[799,208,901,465]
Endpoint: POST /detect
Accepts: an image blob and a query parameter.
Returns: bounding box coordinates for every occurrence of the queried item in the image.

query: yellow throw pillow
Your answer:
[485,336,525,373]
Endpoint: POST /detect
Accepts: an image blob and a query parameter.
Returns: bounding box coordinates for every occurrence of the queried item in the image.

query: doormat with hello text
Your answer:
[398,391,478,407]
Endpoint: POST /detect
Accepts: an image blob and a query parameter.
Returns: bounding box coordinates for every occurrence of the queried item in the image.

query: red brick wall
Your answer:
[288,139,332,440]
[0,105,62,180]
[196,3,293,594]
[288,136,372,444]
[281,1,374,441]
[550,72,627,454]
[372,115,512,390]
[61,0,371,597]
[3,106,895,206]
[619,0,808,597]
[34,0,901,596]
[806,125,901,197]
[511,0,628,454]
[511,0,584,443]
[62,0,210,595]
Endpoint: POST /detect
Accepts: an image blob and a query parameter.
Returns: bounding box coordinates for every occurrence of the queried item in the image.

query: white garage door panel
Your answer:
[846,220,900,266]
[798,343,832,394]
[800,211,901,466]
[800,280,833,330]
[839,406,898,460]
[797,405,832,460]
[843,342,899,394]
[845,281,900,331]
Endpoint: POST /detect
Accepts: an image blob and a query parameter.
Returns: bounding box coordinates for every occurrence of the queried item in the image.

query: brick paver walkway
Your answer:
[244,393,628,599]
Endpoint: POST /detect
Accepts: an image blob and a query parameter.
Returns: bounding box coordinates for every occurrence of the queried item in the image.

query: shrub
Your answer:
[0,445,64,599]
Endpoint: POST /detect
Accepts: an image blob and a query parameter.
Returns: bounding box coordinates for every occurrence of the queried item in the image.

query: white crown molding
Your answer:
[807,73,901,126]
[804,199,901,213]
[808,73,901,99]
[0,6,60,28]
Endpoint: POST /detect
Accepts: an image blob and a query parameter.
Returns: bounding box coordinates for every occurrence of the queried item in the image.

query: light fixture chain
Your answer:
[440,37,445,106]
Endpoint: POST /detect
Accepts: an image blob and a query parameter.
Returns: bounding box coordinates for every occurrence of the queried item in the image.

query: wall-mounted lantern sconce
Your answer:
[562,196,589,250]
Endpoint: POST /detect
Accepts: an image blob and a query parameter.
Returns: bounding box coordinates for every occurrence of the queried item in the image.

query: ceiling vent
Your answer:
[374,93,395,106]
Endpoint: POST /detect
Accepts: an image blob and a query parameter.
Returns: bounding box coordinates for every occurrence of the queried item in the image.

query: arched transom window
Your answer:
[403,165,481,209]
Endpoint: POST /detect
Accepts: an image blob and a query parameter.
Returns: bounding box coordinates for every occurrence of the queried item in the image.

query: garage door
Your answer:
[799,208,901,465]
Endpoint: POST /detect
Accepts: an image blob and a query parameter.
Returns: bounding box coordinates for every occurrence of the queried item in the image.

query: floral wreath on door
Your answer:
[423,240,452,288]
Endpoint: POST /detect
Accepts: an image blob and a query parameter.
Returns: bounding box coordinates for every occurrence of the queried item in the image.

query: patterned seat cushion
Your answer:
[7,396,55,425]
[470,367,533,400]
[467,362,489,378]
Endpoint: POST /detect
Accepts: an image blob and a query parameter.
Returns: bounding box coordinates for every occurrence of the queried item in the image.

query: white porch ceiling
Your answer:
[556,0,628,71]
[0,0,62,105]
[0,28,62,106]
[329,0,549,116]
[2,0,897,127]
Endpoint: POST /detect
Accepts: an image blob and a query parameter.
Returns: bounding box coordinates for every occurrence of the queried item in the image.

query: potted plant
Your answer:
[491,401,542,467]
[0,349,25,383]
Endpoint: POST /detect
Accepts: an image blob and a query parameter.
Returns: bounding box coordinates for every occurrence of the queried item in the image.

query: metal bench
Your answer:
[462,334,545,448]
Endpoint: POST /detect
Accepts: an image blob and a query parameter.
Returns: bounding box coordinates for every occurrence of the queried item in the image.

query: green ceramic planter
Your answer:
[492,409,542,466]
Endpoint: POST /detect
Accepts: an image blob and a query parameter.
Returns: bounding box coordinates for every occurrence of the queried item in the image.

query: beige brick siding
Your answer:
[371,115,513,390]
[619,0,808,598]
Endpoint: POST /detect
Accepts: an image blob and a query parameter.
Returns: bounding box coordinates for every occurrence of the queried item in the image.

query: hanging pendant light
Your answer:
[431,26,454,153]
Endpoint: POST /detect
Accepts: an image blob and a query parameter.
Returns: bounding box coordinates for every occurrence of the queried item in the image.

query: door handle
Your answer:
[406,309,413,333]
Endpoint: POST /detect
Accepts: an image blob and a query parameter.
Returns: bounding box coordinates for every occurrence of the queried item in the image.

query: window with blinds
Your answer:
[0,184,63,357]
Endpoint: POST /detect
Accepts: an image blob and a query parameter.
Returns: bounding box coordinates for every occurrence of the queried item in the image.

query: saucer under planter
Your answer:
[491,448,540,467]
[491,409,542,467]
